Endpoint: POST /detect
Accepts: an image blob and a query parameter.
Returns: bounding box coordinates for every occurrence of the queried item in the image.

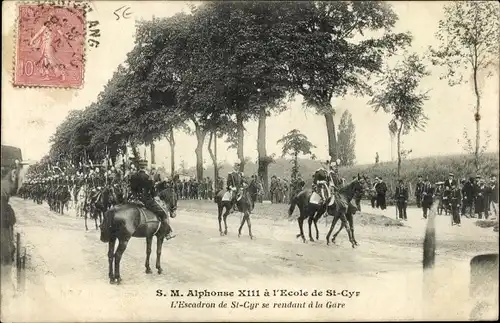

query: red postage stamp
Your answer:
[14,3,86,88]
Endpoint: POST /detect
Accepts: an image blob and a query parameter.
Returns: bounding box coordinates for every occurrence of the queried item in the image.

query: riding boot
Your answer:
[163,220,176,240]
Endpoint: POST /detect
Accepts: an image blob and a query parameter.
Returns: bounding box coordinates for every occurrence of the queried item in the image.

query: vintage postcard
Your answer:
[1,1,499,322]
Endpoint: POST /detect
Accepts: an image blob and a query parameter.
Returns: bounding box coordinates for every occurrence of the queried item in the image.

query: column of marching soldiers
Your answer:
[18,162,304,212]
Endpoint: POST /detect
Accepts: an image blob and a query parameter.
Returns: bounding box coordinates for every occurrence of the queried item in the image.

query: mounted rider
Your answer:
[312,164,329,203]
[129,159,175,240]
[227,164,244,213]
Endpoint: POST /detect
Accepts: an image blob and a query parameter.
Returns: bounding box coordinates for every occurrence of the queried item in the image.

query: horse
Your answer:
[289,174,368,246]
[214,176,257,239]
[99,186,177,284]
[323,177,369,248]
[87,186,117,231]
[55,185,71,215]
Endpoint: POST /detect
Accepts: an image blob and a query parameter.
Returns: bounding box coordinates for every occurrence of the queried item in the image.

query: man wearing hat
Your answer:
[370,176,379,209]
[474,176,487,219]
[450,183,462,226]
[312,163,329,204]
[415,175,424,208]
[130,159,175,240]
[461,176,475,218]
[444,173,457,191]
[421,176,435,219]
[375,176,388,210]
[394,179,409,220]
[489,175,498,218]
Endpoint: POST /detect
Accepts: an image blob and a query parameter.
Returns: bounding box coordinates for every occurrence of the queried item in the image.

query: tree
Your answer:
[276,129,316,182]
[337,110,356,166]
[288,2,412,161]
[369,53,430,178]
[430,1,499,172]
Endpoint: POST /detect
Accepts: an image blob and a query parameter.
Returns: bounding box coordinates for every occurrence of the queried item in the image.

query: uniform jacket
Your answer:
[394,186,409,202]
[130,170,154,199]
[415,181,424,197]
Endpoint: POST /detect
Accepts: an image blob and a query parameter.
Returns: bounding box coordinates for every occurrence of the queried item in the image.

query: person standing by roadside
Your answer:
[394,179,408,221]
[421,177,435,219]
[461,177,475,218]
[474,176,487,219]
[488,175,498,218]
[415,175,424,208]
[370,177,379,209]
[376,177,388,210]
[450,183,462,226]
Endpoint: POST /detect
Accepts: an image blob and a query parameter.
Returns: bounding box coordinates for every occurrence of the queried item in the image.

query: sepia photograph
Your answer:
[1,0,499,321]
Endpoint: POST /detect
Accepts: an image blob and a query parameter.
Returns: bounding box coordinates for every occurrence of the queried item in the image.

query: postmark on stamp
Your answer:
[14,3,86,88]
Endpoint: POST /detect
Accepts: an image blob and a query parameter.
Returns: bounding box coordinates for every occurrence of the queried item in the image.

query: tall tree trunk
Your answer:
[150,141,155,166]
[397,124,403,179]
[167,127,175,177]
[293,151,299,181]
[236,113,245,172]
[192,119,207,181]
[208,131,218,191]
[257,106,270,198]
[130,142,139,160]
[324,112,338,161]
[473,65,481,172]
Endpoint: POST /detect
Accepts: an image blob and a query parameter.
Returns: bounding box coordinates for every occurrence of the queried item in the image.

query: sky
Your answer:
[1,1,499,169]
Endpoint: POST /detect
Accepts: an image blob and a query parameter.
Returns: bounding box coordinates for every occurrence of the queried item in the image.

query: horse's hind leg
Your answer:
[145,236,153,274]
[114,238,130,285]
[307,215,315,242]
[108,237,116,284]
[217,205,223,236]
[326,215,340,246]
[94,212,99,230]
[156,235,165,274]
[223,207,230,235]
[296,211,306,243]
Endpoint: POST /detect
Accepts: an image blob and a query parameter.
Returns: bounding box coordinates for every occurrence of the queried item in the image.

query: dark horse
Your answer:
[213,175,258,239]
[86,186,116,231]
[289,174,368,247]
[99,185,177,284]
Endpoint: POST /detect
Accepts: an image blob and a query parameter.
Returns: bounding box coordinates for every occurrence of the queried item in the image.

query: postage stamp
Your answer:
[13,3,86,88]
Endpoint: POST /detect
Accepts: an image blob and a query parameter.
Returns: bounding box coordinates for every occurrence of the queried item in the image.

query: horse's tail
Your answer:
[288,194,297,217]
[100,208,115,243]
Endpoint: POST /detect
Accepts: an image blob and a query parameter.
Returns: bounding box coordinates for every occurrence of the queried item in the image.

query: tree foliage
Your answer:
[277,129,316,181]
[430,1,499,86]
[370,53,430,177]
[430,1,499,171]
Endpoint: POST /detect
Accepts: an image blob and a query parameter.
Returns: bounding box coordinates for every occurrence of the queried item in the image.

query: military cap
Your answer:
[448,173,454,177]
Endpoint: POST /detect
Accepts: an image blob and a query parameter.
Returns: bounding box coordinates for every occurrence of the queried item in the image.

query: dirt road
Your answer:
[2,198,498,322]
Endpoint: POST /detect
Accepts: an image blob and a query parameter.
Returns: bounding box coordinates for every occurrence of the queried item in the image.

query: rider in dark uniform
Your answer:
[227,169,242,213]
[129,160,175,240]
[312,166,329,203]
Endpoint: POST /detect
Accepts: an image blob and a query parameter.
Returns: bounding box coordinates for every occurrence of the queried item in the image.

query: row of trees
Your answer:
[44,1,498,194]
